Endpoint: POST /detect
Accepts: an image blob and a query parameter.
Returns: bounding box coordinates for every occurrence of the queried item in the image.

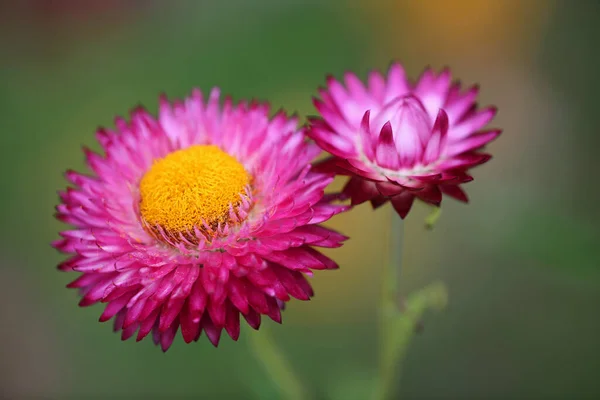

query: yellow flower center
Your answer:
[139,145,251,237]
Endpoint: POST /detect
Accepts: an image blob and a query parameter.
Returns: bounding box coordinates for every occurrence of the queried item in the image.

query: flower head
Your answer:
[307,63,501,218]
[53,88,348,351]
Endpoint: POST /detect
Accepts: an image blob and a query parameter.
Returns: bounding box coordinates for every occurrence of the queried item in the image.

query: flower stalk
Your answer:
[372,206,449,400]
[248,325,309,400]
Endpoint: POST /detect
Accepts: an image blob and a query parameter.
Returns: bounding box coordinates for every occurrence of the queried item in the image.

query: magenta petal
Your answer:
[440,185,469,203]
[372,95,431,167]
[385,62,410,102]
[376,181,402,197]
[136,310,159,342]
[202,315,222,347]
[368,70,386,102]
[247,286,269,315]
[450,106,498,140]
[295,274,314,298]
[243,309,262,330]
[444,129,501,157]
[312,156,353,176]
[309,122,357,157]
[411,173,443,183]
[438,152,491,170]
[274,267,311,300]
[121,323,138,341]
[343,177,380,205]
[159,296,186,332]
[415,67,452,119]
[416,185,442,205]
[266,296,282,323]
[160,319,179,352]
[228,278,250,315]
[224,302,241,341]
[390,192,415,219]
[180,301,200,343]
[113,310,126,332]
[359,110,375,161]
[370,196,389,209]
[445,83,479,123]
[344,71,369,100]
[375,122,401,169]
[422,109,449,164]
[342,159,382,180]
[100,294,133,323]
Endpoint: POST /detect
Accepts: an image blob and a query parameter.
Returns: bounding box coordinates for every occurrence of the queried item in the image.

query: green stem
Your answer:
[373,207,405,400]
[248,324,309,400]
[372,206,449,400]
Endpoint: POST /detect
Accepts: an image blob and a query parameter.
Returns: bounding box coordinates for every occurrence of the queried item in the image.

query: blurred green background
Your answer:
[1,0,599,399]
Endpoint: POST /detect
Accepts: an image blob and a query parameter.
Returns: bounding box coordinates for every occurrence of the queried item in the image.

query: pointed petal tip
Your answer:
[419,65,434,77]
[99,315,112,323]
[440,65,452,75]
[380,121,393,135]
[481,153,493,163]
[388,59,401,69]
[391,193,415,218]
[361,109,371,125]
[434,108,450,132]
[312,96,324,109]
[190,87,202,97]
[306,114,323,123]
[130,104,147,115]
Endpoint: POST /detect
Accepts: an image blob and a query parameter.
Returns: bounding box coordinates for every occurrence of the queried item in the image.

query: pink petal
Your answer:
[376,181,403,197]
[180,300,201,344]
[224,303,241,340]
[201,315,222,347]
[160,318,179,352]
[375,122,401,169]
[438,152,491,171]
[444,83,479,124]
[243,309,262,330]
[343,177,380,205]
[444,129,501,157]
[415,67,452,120]
[440,184,469,202]
[368,70,386,102]
[422,109,449,164]
[390,192,415,219]
[385,62,410,102]
[448,106,497,140]
[416,186,442,205]
[359,110,375,161]
[371,95,431,167]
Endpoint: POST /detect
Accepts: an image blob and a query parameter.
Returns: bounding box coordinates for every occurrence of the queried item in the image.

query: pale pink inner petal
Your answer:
[414,69,452,121]
[371,95,432,167]
[384,63,411,103]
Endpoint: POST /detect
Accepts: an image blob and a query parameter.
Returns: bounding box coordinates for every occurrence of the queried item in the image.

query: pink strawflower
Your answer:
[53,88,348,351]
[307,63,501,218]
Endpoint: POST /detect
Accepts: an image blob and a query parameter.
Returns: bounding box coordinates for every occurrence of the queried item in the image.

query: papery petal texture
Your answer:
[53,88,348,351]
[307,62,501,218]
